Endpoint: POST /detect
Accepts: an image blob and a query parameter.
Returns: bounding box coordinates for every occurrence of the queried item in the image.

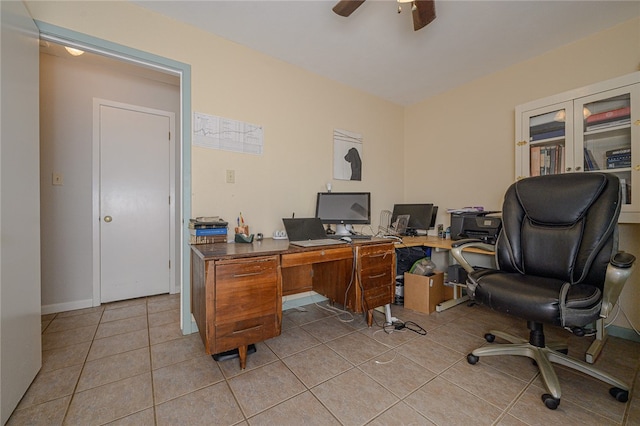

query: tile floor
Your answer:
[7,293,640,425]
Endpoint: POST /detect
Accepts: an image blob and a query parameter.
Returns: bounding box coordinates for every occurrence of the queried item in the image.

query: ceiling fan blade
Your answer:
[412,0,436,31]
[332,0,366,17]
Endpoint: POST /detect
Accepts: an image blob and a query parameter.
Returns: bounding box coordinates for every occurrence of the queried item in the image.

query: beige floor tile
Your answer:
[247,391,340,425]
[153,354,224,404]
[441,359,529,410]
[399,336,464,374]
[404,376,503,425]
[496,414,532,425]
[228,360,306,418]
[478,352,540,382]
[147,294,180,314]
[101,303,147,323]
[150,332,205,369]
[155,382,244,426]
[7,396,70,426]
[17,364,82,410]
[41,324,98,351]
[65,372,153,425]
[425,322,487,354]
[104,408,155,425]
[357,322,421,348]
[368,401,436,426]
[507,385,619,426]
[282,304,334,326]
[264,326,321,358]
[41,341,91,372]
[94,315,148,340]
[311,368,398,426]
[359,353,437,399]
[149,321,183,345]
[282,344,352,388]
[55,306,104,318]
[325,331,391,365]
[103,297,147,310]
[45,311,103,333]
[87,328,149,361]
[148,308,180,327]
[77,347,151,392]
[301,316,359,342]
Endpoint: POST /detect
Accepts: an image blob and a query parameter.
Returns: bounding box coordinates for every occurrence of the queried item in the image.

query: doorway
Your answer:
[95,100,175,303]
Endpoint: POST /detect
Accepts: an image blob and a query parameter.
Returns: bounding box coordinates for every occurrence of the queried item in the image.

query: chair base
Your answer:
[468,329,629,408]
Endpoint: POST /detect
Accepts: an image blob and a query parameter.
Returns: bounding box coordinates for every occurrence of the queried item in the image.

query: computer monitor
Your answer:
[391,203,436,235]
[315,192,371,235]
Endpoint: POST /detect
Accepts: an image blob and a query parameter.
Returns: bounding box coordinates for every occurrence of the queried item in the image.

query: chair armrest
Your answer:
[600,251,636,319]
[450,239,496,274]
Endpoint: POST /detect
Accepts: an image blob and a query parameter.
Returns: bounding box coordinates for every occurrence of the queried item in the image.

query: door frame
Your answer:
[36,22,195,334]
[93,99,176,303]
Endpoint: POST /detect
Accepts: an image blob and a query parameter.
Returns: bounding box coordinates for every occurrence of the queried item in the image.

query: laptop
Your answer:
[282,218,348,247]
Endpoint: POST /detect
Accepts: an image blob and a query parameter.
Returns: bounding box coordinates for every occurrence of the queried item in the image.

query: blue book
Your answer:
[190,227,227,236]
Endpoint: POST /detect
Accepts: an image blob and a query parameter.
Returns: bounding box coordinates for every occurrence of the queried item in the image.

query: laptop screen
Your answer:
[282,218,328,241]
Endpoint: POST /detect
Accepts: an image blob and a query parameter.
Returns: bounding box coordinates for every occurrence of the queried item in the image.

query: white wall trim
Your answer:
[42,299,94,316]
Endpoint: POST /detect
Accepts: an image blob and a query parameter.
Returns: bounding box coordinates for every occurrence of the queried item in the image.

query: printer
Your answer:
[450,211,502,244]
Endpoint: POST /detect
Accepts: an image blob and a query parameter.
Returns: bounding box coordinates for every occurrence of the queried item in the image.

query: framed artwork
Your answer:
[333,128,363,181]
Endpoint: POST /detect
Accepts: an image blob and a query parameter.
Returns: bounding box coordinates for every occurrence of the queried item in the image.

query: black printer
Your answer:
[450,211,502,244]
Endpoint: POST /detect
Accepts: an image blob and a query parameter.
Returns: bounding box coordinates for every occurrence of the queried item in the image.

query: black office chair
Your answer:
[450,173,635,410]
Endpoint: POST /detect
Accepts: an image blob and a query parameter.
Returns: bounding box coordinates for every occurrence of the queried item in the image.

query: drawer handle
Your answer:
[232,272,263,278]
[368,272,387,279]
[232,325,262,334]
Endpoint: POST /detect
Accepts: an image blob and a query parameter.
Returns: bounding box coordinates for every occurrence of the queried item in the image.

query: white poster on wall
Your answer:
[193,112,264,155]
[333,128,362,181]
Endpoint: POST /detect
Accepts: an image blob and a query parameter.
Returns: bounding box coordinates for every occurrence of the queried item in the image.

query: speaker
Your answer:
[447,264,468,284]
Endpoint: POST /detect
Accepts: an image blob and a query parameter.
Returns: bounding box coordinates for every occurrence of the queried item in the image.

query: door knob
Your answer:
[104,215,113,223]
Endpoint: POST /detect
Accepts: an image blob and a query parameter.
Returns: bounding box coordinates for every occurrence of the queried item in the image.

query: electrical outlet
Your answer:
[52,172,64,186]
[226,169,235,184]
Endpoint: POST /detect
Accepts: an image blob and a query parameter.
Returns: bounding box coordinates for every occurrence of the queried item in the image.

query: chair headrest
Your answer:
[515,174,609,226]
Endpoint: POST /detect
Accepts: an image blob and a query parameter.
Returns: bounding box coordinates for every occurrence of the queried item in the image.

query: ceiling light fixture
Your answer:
[64,46,85,56]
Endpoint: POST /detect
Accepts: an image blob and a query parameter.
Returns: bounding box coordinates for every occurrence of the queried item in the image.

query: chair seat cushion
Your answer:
[469,269,602,327]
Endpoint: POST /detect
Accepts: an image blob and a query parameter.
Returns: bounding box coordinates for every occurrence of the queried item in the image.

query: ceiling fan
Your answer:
[332,0,436,31]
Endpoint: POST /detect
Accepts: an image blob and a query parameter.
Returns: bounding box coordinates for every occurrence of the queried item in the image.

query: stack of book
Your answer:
[585,101,630,132]
[189,217,228,244]
[529,111,565,142]
[530,145,565,176]
[606,147,631,170]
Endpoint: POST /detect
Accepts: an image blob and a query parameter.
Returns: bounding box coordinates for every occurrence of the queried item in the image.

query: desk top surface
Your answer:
[191,235,494,261]
[190,237,395,261]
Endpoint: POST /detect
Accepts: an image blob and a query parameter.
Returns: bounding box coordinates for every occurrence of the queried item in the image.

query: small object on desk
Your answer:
[340,236,352,243]
[256,233,263,241]
[235,233,254,243]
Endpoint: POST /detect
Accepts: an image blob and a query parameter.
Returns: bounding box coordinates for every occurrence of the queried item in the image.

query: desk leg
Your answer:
[238,345,248,369]
[367,309,373,327]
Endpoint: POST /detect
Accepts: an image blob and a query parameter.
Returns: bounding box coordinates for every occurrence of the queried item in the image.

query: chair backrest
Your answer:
[496,173,621,289]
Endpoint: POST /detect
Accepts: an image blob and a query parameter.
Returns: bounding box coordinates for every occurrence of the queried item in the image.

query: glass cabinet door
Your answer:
[574,84,639,217]
[518,101,573,179]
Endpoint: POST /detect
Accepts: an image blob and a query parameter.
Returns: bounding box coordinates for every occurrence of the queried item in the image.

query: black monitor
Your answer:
[315,192,371,235]
[391,203,436,235]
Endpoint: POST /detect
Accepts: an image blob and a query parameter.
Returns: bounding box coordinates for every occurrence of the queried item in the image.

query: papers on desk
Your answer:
[446,207,485,214]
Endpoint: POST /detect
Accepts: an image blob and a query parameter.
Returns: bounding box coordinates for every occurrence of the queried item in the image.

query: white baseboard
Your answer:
[281,291,328,310]
[41,299,94,315]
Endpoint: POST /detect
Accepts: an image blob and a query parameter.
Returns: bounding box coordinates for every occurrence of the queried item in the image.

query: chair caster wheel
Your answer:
[467,354,479,365]
[609,387,628,402]
[541,394,560,410]
[484,333,495,343]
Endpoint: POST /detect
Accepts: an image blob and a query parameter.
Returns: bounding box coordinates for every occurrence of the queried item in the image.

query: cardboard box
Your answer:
[404,271,452,314]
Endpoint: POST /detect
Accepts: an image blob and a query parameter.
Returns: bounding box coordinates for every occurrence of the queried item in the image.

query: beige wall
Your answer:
[26,1,404,238]
[404,17,640,331]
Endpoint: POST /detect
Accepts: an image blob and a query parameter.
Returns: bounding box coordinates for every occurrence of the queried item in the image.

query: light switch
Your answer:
[226,169,235,184]
[52,172,64,186]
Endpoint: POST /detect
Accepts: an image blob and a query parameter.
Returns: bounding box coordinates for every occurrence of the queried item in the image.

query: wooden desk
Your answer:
[190,239,395,368]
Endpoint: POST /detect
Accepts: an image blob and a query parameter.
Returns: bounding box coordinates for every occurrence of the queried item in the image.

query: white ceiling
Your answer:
[132,0,640,106]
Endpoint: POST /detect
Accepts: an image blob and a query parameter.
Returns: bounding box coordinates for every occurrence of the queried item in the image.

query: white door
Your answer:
[98,101,174,303]
[1,2,42,423]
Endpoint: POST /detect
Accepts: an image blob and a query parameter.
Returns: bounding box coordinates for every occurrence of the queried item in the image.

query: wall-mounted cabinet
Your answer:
[516,72,640,223]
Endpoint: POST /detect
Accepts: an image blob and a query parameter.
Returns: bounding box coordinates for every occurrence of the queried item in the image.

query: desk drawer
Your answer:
[281,247,353,268]
[359,266,393,291]
[215,256,279,324]
[358,245,394,271]
[364,285,394,309]
[215,314,278,354]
